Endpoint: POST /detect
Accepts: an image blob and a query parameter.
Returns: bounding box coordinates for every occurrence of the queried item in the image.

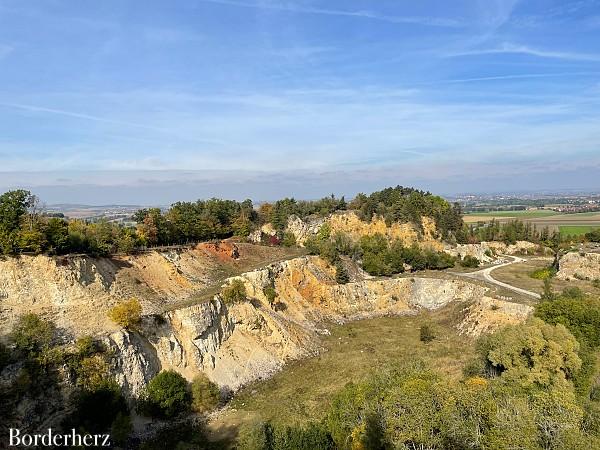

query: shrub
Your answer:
[419,324,436,343]
[561,287,585,300]
[67,379,129,435]
[75,335,98,358]
[138,370,191,419]
[10,314,55,355]
[263,285,277,306]
[593,279,600,289]
[191,373,220,413]
[111,411,133,447]
[281,232,297,247]
[221,279,247,304]
[108,298,142,329]
[529,265,557,280]
[460,255,480,268]
[76,355,110,391]
[473,318,581,389]
[335,261,350,284]
[361,251,391,276]
[237,422,273,450]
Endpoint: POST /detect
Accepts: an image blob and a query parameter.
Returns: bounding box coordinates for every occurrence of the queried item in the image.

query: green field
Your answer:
[465,210,558,218]
[559,225,600,237]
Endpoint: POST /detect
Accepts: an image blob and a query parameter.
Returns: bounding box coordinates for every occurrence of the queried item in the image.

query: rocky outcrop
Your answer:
[457,297,533,337]
[103,331,160,396]
[445,241,546,263]
[285,215,326,245]
[96,255,492,396]
[557,251,600,281]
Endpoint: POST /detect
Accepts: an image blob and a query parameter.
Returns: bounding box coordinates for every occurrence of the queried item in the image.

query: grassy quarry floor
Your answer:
[492,257,600,296]
[207,303,474,443]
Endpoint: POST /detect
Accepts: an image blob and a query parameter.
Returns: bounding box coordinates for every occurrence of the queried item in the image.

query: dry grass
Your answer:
[207,303,474,441]
[492,258,600,297]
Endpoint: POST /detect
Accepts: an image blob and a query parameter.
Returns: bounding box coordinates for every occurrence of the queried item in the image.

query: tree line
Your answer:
[0,186,468,256]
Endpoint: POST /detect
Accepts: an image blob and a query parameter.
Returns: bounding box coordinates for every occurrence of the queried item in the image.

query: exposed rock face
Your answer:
[0,244,530,399]
[0,244,288,335]
[103,331,160,396]
[557,252,600,281]
[286,215,326,245]
[457,297,533,337]
[283,211,443,250]
[445,241,546,263]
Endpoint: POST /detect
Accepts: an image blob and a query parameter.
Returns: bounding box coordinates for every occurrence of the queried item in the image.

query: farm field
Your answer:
[465,210,557,219]
[463,210,600,232]
[559,225,600,237]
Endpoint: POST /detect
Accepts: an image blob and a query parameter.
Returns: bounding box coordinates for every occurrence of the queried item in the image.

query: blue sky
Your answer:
[1,0,600,204]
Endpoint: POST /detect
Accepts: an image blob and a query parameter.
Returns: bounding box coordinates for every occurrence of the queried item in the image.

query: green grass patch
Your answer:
[209,305,473,439]
[529,266,557,280]
[559,225,600,237]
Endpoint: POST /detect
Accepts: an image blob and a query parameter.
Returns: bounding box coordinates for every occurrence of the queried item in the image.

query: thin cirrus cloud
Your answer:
[196,0,461,27]
[0,102,229,146]
[447,42,600,61]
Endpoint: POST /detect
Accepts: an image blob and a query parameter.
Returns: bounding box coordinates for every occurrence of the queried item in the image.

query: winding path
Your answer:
[457,255,541,299]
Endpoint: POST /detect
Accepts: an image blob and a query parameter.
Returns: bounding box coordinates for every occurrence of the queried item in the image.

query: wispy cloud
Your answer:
[431,71,600,84]
[197,0,461,27]
[448,42,600,61]
[0,102,227,146]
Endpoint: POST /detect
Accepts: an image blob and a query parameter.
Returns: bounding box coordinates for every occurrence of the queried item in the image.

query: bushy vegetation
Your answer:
[107,298,142,329]
[586,229,600,242]
[466,218,560,245]
[306,229,457,277]
[234,291,600,450]
[459,255,480,268]
[349,186,464,239]
[530,265,558,280]
[191,373,221,413]
[0,314,133,445]
[138,370,192,419]
[240,351,599,449]
[221,279,248,305]
[237,421,335,450]
[535,290,600,398]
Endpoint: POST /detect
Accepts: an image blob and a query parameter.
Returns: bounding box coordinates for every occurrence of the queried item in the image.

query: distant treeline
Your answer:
[465,219,560,245]
[0,186,470,256]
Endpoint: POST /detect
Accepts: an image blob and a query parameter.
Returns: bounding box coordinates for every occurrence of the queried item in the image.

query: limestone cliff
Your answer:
[0,245,529,399]
[557,251,600,281]
[445,241,546,263]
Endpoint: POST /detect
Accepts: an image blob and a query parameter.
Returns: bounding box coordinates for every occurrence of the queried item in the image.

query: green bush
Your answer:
[67,379,129,435]
[334,261,350,284]
[237,421,334,450]
[191,373,220,413]
[530,266,557,280]
[281,232,297,247]
[459,255,480,268]
[10,314,55,355]
[221,279,247,305]
[138,370,192,419]
[108,298,142,329]
[263,285,277,306]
